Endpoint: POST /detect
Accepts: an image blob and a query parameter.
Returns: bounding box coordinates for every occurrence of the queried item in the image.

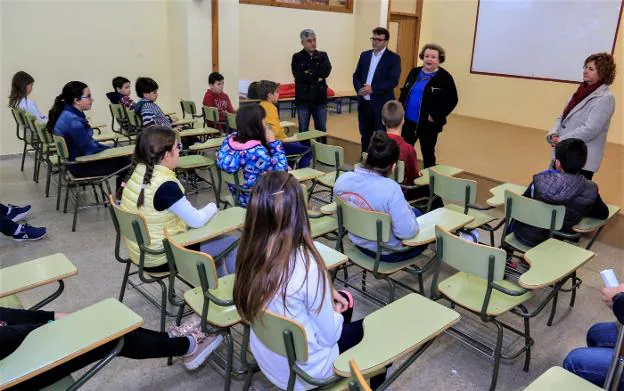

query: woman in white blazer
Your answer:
[547,53,616,180]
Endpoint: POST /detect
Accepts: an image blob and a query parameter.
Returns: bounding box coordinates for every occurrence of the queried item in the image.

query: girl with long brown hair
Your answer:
[9,71,48,122]
[234,171,386,390]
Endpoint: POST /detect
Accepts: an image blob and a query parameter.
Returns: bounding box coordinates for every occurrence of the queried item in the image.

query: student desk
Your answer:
[402,208,474,246]
[327,91,358,114]
[179,127,220,138]
[75,145,134,162]
[414,165,464,186]
[283,129,326,143]
[573,204,621,233]
[189,137,225,152]
[0,253,77,310]
[280,120,297,129]
[333,293,460,377]
[170,207,246,247]
[93,131,122,146]
[486,183,527,207]
[519,239,594,290]
[290,167,326,182]
[315,241,347,270]
[0,298,143,390]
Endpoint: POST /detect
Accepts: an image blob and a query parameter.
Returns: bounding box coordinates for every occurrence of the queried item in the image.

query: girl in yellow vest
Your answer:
[119,126,238,276]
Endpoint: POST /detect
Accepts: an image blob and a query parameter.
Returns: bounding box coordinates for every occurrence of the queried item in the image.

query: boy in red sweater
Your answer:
[382,100,435,204]
[202,72,235,126]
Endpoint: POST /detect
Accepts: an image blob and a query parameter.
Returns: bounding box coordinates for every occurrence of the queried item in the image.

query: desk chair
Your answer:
[10,107,36,173]
[25,115,59,197]
[431,225,534,391]
[309,140,346,204]
[225,111,237,134]
[202,106,225,132]
[180,99,203,120]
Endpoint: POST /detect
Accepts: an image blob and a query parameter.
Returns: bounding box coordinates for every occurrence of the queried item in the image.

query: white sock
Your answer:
[13,224,23,236]
[5,206,13,216]
[185,335,197,355]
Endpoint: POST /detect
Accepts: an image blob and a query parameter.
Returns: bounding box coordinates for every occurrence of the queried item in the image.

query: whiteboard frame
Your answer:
[469,0,624,84]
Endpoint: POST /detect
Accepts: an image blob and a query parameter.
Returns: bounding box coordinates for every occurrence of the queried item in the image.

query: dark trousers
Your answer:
[357,100,385,153]
[68,156,131,191]
[402,118,439,168]
[580,169,594,181]
[284,141,312,168]
[0,203,18,237]
[297,103,327,133]
[1,307,189,391]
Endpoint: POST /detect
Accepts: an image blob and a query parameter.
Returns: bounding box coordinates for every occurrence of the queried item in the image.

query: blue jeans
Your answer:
[355,207,426,263]
[563,322,623,389]
[297,103,327,133]
[284,141,312,168]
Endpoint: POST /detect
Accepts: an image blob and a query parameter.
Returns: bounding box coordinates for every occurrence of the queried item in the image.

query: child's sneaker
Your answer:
[169,314,201,337]
[183,331,223,370]
[5,204,31,222]
[12,224,47,241]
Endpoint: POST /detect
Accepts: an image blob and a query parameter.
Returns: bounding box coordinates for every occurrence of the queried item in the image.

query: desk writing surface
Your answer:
[179,127,220,138]
[75,145,134,162]
[93,131,121,142]
[283,130,326,143]
[189,137,225,151]
[402,208,474,246]
[0,253,77,298]
[487,183,527,207]
[170,207,246,246]
[290,168,326,182]
[314,241,347,270]
[414,165,464,186]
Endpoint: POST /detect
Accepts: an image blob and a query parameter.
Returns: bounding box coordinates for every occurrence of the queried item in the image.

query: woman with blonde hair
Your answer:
[547,52,617,180]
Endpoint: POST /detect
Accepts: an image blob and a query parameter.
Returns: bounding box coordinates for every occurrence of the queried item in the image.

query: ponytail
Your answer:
[47,81,88,131]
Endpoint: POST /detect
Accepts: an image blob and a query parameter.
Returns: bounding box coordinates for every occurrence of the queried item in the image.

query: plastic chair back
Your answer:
[311,140,344,168]
[504,190,565,230]
[202,106,219,123]
[52,135,70,162]
[252,310,308,360]
[180,100,197,118]
[335,196,391,242]
[435,225,507,281]
[430,168,477,205]
[126,110,142,129]
[163,233,218,289]
[225,111,237,132]
[109,200,152,247]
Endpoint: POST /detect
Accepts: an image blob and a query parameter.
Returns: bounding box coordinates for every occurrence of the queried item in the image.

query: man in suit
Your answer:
[353,26,401,152]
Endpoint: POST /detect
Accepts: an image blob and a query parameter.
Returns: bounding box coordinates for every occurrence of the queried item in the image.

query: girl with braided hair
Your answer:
[119,126,238,276]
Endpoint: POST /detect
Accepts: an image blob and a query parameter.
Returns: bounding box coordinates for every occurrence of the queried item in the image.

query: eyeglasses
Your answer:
[370,37,387,42]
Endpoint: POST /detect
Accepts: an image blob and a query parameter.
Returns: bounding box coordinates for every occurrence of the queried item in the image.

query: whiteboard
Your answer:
[471,0,622,83]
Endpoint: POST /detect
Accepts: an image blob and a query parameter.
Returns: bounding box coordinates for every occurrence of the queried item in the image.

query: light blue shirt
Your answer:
[363,47,386,101]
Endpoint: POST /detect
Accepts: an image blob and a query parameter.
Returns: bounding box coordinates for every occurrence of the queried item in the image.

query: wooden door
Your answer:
[388,13,421,98]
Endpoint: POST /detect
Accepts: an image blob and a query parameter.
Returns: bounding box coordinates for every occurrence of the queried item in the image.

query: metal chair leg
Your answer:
[63,183,71,213]
[119,262,132,302]
[157,279,168,333]
[547,289,559,327]
[207,167,220,209]
[56,169,64,210]
[45,163,52,197]
[224,332,234,391]
[489,321,504,391]
[20,140,28,171]
[72,186,80,232]
[523,316,531,372]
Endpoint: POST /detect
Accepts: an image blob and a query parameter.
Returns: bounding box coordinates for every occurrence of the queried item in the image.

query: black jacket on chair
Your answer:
[291,49,332,106]
[398,66,458,131]
[513,171,609,247]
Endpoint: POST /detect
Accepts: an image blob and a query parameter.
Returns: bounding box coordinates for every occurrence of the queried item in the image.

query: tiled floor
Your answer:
[1,152,621,391]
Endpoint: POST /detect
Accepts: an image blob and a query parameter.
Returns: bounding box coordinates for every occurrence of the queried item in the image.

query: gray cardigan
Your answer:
[547,84,615,172]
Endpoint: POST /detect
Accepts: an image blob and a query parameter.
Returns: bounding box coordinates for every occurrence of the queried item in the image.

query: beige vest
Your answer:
[120,164,187,268]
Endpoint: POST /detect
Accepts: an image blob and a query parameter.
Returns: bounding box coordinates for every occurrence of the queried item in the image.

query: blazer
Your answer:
[547,84,615,172]
[352,48,401,108]
[398,66,458,131]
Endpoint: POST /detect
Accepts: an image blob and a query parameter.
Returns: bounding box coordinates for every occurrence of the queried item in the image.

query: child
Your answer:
[0,203,46,241]
[257,80,312,168]
[134,77,173,128]
[0,305,220,390]
[119,126,238,277]
[234,171,385,390]
[216,104,288,207]
[513,138,609,247]
[202,72,235,123]
[106,76,136,110]
[9,71,48,122]
[334,131,426,261]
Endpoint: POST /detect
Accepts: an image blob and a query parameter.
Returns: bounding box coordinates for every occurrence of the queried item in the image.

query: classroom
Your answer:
[0,0,623,390]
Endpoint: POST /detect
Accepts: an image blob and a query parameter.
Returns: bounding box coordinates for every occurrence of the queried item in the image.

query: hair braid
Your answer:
[136,159,156,208]
[115,156,140,200]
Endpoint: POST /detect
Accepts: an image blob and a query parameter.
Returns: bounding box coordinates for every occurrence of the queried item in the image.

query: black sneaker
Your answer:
[12,224,47,241]
[5,204,31,222]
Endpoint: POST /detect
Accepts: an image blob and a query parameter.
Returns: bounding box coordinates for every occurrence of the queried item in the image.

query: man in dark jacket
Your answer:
[353,26,401,152]
[563,280,624,388]
[513,138,609,247]
[291,29,332,135]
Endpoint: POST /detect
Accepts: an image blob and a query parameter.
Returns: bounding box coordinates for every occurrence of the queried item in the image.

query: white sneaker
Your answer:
[183,333,224,370]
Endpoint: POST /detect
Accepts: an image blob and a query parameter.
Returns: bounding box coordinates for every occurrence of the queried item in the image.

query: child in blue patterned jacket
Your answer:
[217,104,288,207]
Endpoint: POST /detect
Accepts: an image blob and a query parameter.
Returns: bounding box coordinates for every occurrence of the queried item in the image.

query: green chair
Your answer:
[10,107,36,173]
[301,184,339,242]
[172,130,220,203]
[309,140,346,204]
[163,234,241,391]
[107,198,182,332]
[52,135,124,232]
[335,196,436,304]
[109,103,137,139]
[428,168,499,245]
[217,167,248,208]
[202,105,225,131]
[430,225,534,391]
[24,114,59,195]
[0,298,143,391]
[125,109,143,131]
[180,99,203,120]
[225,111,237,133]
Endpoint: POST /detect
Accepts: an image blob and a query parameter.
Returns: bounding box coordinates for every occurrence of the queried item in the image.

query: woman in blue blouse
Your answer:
[398,43,458,168]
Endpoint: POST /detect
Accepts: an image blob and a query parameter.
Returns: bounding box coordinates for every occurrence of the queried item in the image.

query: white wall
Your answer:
[0,0,214,156]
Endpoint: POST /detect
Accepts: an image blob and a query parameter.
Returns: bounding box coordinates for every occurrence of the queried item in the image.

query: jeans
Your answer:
[0,203,18,237]
[297,103,327,133]
[283,141,312,168]
[563,322,623,389]
[356,207,426,262]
